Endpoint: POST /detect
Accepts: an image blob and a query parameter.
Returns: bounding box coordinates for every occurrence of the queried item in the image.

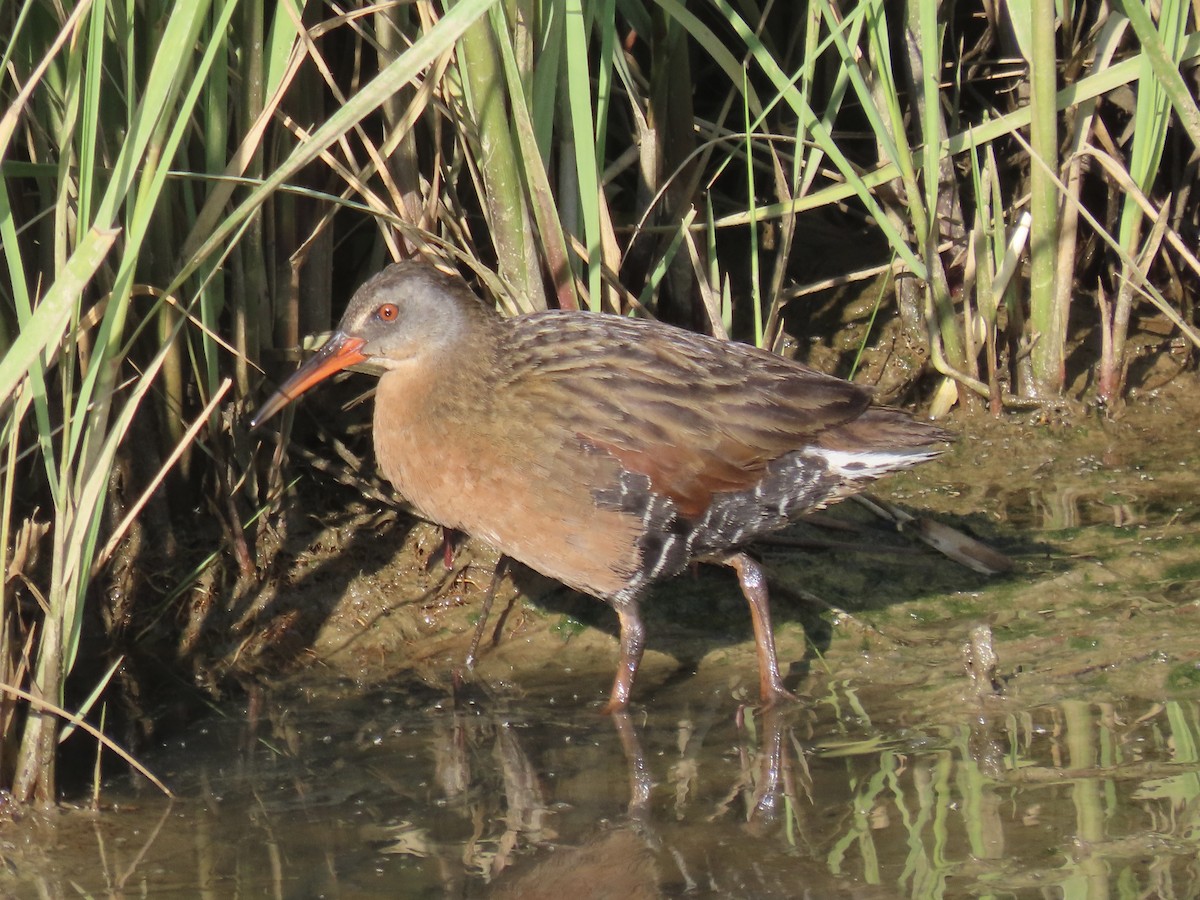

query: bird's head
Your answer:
[250,261,494,426]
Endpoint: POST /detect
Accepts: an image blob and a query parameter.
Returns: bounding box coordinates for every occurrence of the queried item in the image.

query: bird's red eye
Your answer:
[378,303,399,321]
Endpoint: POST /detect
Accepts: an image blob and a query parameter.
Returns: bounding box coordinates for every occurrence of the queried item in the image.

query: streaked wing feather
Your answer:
[499,312,875,518]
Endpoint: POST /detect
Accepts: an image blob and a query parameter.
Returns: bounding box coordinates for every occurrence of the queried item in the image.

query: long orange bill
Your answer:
[250,332,367,427]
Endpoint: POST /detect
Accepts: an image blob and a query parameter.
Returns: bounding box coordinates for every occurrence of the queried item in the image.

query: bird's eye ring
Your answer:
[378,303,399,321]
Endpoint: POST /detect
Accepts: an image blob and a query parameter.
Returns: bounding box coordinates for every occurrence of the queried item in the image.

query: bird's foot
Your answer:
[759,683,801,708]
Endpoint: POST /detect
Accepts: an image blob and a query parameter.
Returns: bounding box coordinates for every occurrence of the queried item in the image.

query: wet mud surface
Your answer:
[3,378,1200,897]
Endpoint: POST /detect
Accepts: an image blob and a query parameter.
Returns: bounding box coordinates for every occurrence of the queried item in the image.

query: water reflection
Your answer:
[4,688,1199,898]
[957,478,1192,532]
[813,698,1200,897]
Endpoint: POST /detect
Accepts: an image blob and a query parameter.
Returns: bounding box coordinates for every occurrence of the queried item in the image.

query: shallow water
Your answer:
[6,688,1200,897]
[5,388,1200,898]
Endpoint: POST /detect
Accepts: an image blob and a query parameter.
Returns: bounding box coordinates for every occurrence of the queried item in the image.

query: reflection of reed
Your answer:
[427,706,662,893]
[428,709,557,881]
[491,721,554,877]
[14,692,1199,896]
[817,696,1200,895]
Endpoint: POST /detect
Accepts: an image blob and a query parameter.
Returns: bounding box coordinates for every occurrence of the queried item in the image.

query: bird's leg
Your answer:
[723,552,798,706]
[465,555,510,669]
[600,597,646,714]
[429,527,459,571]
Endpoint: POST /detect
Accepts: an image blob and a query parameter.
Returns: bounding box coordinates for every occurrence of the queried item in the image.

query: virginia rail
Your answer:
[252,262,950,711]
